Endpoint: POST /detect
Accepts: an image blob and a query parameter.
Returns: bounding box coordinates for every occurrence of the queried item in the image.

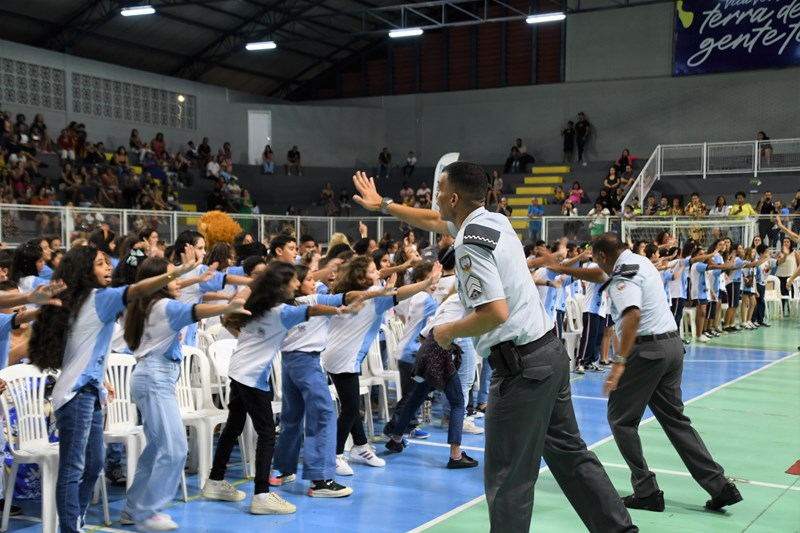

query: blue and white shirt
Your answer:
[315,281,329,295]
[730,258,744,284]
[581,262,604,315]
[667,258,690,300]
[690,262,710,300]
[281,294,344,353]
[0,313,19,370]
[51,286,128,411]
[177,264,226,346]
[229,304,309,391]
[132,299,197,361]
[397,292,438,364]
[39,264,54,282]
[322,294,397,374]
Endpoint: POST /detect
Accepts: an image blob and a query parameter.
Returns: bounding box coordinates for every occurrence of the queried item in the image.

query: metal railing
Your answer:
[1,204,796,249]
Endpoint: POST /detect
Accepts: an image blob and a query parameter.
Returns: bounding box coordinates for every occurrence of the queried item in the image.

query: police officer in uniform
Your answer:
[352,164,636,532]
[583,233,743,512]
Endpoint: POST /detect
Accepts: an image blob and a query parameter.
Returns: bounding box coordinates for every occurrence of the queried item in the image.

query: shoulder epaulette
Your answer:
[614,264,639,278]
[462,224,500,250]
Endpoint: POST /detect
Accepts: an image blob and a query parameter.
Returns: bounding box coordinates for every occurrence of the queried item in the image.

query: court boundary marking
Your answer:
[409,351,799,532]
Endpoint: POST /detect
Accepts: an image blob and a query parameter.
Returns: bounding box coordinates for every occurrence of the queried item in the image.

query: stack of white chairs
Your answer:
[682,307,697,340]
[380,323,400,371]
[104,354,145,491]
[0,365,60,533]
[359,339,389,423]
[367,336,402,405]
[562,297,583,370]
[764,275,782,320]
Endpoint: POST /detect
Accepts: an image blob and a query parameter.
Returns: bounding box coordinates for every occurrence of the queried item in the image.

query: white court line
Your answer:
[11,515,130,533]
[572,395,607,401]
[602,462,800,492]
[412,440,486,452]
[410,351,799,532]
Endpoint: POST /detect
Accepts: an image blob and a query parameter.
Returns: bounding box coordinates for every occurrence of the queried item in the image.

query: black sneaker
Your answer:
[622,490,665,512]
[385,438,407,453]
[106,466,127,487]
[705,482,743,511]
[447,452,478,469]
[586,363,605,372]
[599,360,612,366]
[308,479,354,498]
[0,500,22,516]
[760,322,771,327]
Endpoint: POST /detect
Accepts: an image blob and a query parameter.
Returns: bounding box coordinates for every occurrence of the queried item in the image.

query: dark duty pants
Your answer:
[484,335,636,533]
[607,336,728,499]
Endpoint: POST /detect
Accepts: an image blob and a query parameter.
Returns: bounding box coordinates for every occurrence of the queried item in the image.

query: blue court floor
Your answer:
[6,321,799,532]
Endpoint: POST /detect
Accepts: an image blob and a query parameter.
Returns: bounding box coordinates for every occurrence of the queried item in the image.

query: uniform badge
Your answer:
[459,255,472,272]
[616,281,626,291]
[466,275,482,299]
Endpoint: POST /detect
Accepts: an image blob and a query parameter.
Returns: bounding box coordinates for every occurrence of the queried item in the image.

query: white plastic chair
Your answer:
[198,323,223,353]
[367,337,402,404]
[380,323,400,371]
[764,275,782,320]
[359,339,389,422]
[0,365,59,533]
[561,332,580,371]
[178,346,230,490]
[682,307,697,340]
[565,298,583,333]
[206,339,237,405]
[104,354,145,491]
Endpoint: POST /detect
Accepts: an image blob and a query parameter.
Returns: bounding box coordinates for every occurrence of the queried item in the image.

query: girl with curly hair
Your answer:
[201,262,361,515]
[9,242,47,295]
[27,245,204,533]
[120,257,249,530]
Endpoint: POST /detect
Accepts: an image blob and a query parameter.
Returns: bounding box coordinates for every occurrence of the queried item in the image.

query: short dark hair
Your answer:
[443,161,487,203]
[269,234,296,256]
[242,255,266,276]
[299,234,316,245]
[354,238,372,256]
[591,233,627,256]
[735,191,746,199]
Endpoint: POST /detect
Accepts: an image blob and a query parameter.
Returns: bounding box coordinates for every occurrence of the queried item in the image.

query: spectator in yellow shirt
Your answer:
[730,191,756,217]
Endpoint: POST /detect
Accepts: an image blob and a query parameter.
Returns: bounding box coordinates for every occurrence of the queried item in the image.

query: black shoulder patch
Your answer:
[462,224,500,250]
[614,264,639,278]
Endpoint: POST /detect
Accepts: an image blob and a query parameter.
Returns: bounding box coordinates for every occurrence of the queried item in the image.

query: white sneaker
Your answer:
[201,479,247,501]
[462,417,485,435]
[120,511,134,525]
[471,410,485,419]
[137,513,178,531]
[249,492,296,515]
[336,454,353,476]
[716,327,727,335]
[696,334,711,343]
[349,444,386,467]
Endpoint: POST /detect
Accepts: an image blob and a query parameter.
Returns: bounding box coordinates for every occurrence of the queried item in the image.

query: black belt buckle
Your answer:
[488,341,524,378]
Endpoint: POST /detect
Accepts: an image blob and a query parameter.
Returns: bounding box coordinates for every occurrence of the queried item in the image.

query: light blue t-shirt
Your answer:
[133,299,197,361]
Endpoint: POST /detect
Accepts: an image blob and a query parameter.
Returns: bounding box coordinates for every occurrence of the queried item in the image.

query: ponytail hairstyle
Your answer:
[223,261,296,331]
[29,246,104,370]
[205,242,235,270]
[89,227,115,255]
[173,230,203,265]
[9,243,43,282]
[124,257,171,351]
[333,255,372,293]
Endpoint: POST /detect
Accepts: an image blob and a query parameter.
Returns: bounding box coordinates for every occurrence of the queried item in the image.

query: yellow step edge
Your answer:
[531,166,571,173]
[508,197,548,206]
[511,220,529,229]
[523,176,564,184]
[181,204,197,212]
[516,233,523,240]
[131,166,143,175]
[516,186,555,195]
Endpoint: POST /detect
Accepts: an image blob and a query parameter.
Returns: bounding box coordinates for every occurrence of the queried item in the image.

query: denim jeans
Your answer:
[124,356,186,523]
[443,339,476,419]
[393,372,464,445]
[477,359,493,405]
[384,360,419,435]
[272,351,337,481]
[55,386,104,533]
[262,161,274,174]
[105,443,124,473]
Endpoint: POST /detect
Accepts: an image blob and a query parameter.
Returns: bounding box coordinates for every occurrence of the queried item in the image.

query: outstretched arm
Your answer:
[352,171,451,235]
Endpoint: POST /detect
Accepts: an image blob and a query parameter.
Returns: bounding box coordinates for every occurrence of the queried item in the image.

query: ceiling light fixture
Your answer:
[120,6,156,17]
[526,13,566,24]
[245,41,277,51]
[388,28,424,38]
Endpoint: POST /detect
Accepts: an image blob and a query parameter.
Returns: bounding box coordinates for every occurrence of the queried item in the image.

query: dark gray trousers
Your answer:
[607,336,727,498]
[484,336,636,533]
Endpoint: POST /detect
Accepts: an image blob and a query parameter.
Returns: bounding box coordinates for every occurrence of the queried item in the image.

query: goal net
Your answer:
[620,218,757,249]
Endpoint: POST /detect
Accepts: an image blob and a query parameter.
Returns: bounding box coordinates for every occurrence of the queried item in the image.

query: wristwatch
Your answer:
[380,197,394,214]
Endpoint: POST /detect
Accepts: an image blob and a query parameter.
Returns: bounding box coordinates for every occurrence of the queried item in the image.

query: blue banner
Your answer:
[674,0,800,75]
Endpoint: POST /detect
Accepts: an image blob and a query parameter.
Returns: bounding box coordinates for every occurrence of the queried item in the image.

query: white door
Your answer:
[247,110,272,166]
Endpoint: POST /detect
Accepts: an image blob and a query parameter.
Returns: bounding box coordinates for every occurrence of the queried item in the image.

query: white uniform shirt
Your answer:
[448,207,551,357]
[281,294,344,353]
[606,250,678,338]
[132,299,197,361]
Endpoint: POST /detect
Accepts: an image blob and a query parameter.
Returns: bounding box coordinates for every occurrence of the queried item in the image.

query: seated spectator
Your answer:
[610,187,624,213]
[620,164,635,190]
[218,141,232,163]
[185,140,199,162]
[710,195,730,216]
[621,204,637,221]
[151,132,166,159]
[402,151,416,176]
[82,142,105,170]
[561,200,580,240]
[504,145,521,174]
[644,194,658,216]
[30,114,53,153]
[219,158,237,183]
[339,187,351,216]
[496,197,512,217]
[165,185,182,211]
[99,168,123,207]
[320,182,337,216]
[57,129,76,163]
[416,181,432,208]
[614,148,638,175]
[198,136,212,167]
[112,146,131,180]
[262,144,274,174]
[377,147,392,179]
[671,197,684,216]
[514,138,535,171]
[757,131,772,166]
[400,181,415,204]
[656,196,671,216]
[630,196,643,215]
[603,167,620,193]
[287,145,302,176]
[730,191,756,217]
[206,155,221,180]
[129,128,146,158]
[567,181,585,204]
[31,186,55,235]
[685,193,706,217]
[596,189,613,212]
[487,170,503,206]
[551,185,566,205]
[587,202,610,237]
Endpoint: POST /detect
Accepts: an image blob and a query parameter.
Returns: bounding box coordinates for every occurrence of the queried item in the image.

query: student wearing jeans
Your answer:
[27,246,201,533]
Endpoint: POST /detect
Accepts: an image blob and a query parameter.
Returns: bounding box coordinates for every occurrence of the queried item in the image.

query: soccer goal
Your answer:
[620,218,757,249]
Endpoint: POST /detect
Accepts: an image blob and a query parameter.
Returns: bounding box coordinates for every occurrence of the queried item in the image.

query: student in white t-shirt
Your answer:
[27,246,203,533]
[121,258,249,530]
[321,256,441,474]
[272,264,392,496]
[10,243,48,296]
[202,262,362,515]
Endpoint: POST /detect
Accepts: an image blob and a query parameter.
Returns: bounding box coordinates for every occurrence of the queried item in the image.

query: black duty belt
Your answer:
[487,331,556,378]
[635,331,679,344]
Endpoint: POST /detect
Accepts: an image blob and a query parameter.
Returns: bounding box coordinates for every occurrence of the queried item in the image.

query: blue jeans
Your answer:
[272,351,337,481]
[105,443,124,473]
[262,161,274,174]
[393,372,464,445]
[443,339,476,419]
[55,386,104,533]
[477,359,493,405]
[124,356,186,523]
